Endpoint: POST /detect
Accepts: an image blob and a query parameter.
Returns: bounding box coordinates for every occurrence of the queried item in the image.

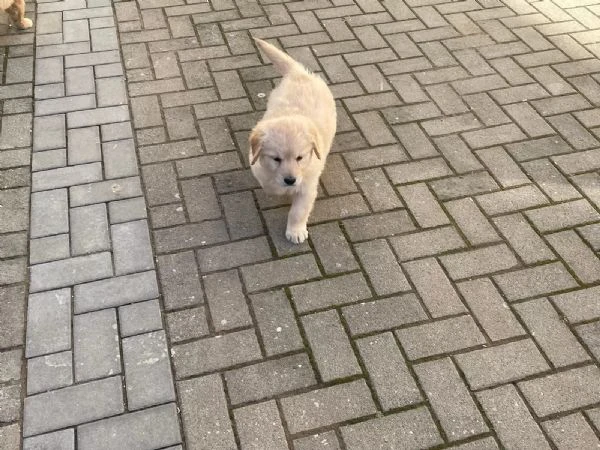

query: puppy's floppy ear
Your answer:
[308,125,322,160]
[311,142,321,160]
[249,128,263,165]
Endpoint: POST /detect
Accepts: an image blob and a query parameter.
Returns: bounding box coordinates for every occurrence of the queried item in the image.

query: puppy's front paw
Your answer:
[286,226,308,244]
[18,18,33,29]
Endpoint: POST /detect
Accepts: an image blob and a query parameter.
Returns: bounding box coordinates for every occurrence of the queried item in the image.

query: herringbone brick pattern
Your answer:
[116,0,600,447]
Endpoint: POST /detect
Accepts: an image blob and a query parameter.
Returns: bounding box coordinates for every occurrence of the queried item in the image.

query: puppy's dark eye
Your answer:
[296,156,303,161]
[273,157,281,163]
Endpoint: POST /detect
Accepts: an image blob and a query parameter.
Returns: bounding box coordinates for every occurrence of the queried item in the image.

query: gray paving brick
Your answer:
[172,329,262,378]
[290,272,371,313]
[77,404,181,450]
[225,353,316,405]
[457,278,524,341]
[341,407,442,450]
[403,258,467,317]
[96,76,127,107]
[123,330,176,410]
[415,358,487,441]
[30,188,68,239]
[180,177,220,222]
[30,234,70,264]
[74,309,120,382]
[101,122,133,142]
[440,244,518,280]
[308,222,358,274]
[0,384,21,422]
[103,139,138,179]
[0,232,27,260]
[476,185,549,216]
[165,306,209,343]
[30,149,64,173]
[282,380,376,434]
[30,252,113,293]
[70,177,142,207]
[157,251,203,310]
[357,332,420,411]
[111,220,154,275]
[35,94,96,117]
[35,57,64,85]
[293,431,340,450]
[154,221,229,253]
[234,401,287,450]
[546,230,600,284]
[178,374,236,450]
[142,162,180,206]
[399,183,449,228]
[456,339,550,390]
[68,126,101,165]
[71,203,110,255]
[429,171,499,200]
[0,286,26,349]
[203,269,252,332]
[355,239,409,295]
[23,376,124,437]
[26,288,71,358]
[477,385,551,450]
[494,262,578,301]
[0,187,29,234]
[396,315,486,360]
[75,270,159,313]
[222,191,264,239]
[118,299,162,337]
[493,213,555,264]
[66,66,95,95]
[67,105,130,128]
[0,349,21,384]
[241,254,321,293]
[108,197,147,224]
[23,429,74,450]
[0,257,26,285]
[519,365,600,417]
[32,162,102,192]
[27,351,73,395]
[543,413,600,450]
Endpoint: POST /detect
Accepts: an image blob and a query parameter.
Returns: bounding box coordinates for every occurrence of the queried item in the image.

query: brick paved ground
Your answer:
[3,0,600,448]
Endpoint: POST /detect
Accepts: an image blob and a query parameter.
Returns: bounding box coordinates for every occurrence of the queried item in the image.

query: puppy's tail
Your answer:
[254,38,306,76]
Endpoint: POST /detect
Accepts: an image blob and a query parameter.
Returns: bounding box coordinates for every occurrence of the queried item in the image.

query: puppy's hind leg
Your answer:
[286,188,317,244]
[6,0,32,29]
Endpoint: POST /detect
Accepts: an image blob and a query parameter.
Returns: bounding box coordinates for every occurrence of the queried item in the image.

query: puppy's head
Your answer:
[249,116,321,189]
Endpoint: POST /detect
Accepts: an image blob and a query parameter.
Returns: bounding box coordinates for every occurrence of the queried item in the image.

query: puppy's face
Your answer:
[250,118,321,189]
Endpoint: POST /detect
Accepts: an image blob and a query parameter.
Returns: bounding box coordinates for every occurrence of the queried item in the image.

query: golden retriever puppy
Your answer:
[1,0,32,29]
[250,38,336,244]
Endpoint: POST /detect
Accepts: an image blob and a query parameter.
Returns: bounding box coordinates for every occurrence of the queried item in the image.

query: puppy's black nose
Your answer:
[284,176,296,186]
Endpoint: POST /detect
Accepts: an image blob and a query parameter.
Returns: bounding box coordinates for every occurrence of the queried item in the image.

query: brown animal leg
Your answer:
[5,0,32,29]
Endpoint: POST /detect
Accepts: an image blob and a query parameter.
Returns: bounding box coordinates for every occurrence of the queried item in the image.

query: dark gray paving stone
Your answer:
[355,239,410,295]
[0,424,21,450]
[543,413,600,449]
[197,236,272,272]
[203,269,252,332]
[0,385,21,422]
[0,349,21,384]
[242,254,322,293]
[293,431,341,450]
[0,232,27,259]
[118,299,162,337]
[77,403,181,450]
[123,330,176,410]
[26,288,71,358]
[157,251,203,310]
[23,429,74,450]
[23,376,124,437]
[0,285,26,349]
[234,401,287,450]
[0,113,32,149]
[165,306,209,343]
[27,351,73,395]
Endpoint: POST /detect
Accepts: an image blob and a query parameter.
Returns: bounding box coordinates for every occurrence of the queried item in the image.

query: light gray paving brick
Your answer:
[1,148,31,170]
[166,307,209,343]
[26,288,71,358]
[526,199,600,232]
[178,374,236,450]
[576,321,600,360]
[456,279,524,341]
[23,429,74,450]
[0,285,26,349]
[35,57,64,84]
[439,244,518,280]
[0,232,27,259]
[118,299,162,337]
[111,220,154,275]
[430,171,499,201]
[203,270,252,332]
[241,254,321,293]
[0,258,26,285]
[399,183,449,228]
[30,252,113,293]
[341,407,443,450]
[68,126,101,165]
[32,162,102,191]
[108,197,147,224]
[415,358,488,441]
[172,329,262,378]
[66,66,95,96]
[157,251,203,310]
[303,310,361,382]
[70,176,142,207]
[225,354,316,405]
[518,365,600,417]
[74,309,120,382]
[0,113,32,150]
[477,385,551,450]
[31,149,65,172]
[101,121,133,142]
[0,423,20,449]
[123,330,176,410]
[290,272,371,313]
[355,168,402,211]
[543,413,600,449]
[27,351,73,395]
[494,262,578,301]
[516,298,589,368]
[96,76,127,107]
[445,197,500,246]
[309,222,358,274]
[251,290,303,356]
[546,230,600,283]
[476,185,549,216]
[234,401,287,450]
[403,258,467,317]
[67,105,130,128]
[282,380,376,434]
[30,234,70,264]
[63,19,90,43]
[355,239,409,295]
[33,114,66,151]
[0,349,21,384]
[493,213,555,264]
[456,339,550,390]
[91,27,119,51]
[30,189,69,237]
[0,384,21,422]
[35,94,96,117]
[0,187,29,234]
[75,270,159,313]
[396,315,486,360]
[70,203,110,255]
[102,139,138,179]
[293,431,340,450]
[356,332,420,411]
[77,404,181,450]
[343,294,428,336]
[23,376,124,437]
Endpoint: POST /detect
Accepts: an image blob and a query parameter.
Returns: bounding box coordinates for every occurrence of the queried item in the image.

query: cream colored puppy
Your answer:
[250,38,336,244]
